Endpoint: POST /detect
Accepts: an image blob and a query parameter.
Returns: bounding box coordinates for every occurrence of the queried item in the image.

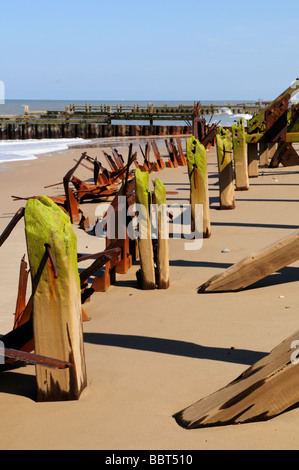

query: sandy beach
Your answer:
[0,137,299,450]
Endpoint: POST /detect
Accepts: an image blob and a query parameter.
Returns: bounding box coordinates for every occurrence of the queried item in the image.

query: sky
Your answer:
[1,0,299,101]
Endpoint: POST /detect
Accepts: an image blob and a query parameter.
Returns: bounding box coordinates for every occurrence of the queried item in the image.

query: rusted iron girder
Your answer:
[265,94,290,142]
[63,153,87,223]
[0,207,25,247]
[1,347,72,369]
[199,120,217,148]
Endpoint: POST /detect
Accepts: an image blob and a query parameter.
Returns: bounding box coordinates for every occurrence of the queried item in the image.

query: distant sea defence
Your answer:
[0,99,252,165]
[0,99,252,126]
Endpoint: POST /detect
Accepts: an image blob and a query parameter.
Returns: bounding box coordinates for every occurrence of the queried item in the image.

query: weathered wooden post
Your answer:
[232,118,249,190]
[25,196,87,401]
[259,140,269,167]
[216,127,235,210]
[135,169,156,289]
[247,142,259,178]
[186,136,211,238]
[153,178,169,289]
[260,141,278,168]
[259,141,278,167]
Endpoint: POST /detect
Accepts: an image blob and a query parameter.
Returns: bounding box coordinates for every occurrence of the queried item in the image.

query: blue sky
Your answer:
[1,0,299,100]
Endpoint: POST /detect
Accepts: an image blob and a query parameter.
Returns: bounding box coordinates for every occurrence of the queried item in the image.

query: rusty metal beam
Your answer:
[14,255,29,329]
[264,94,289,142]
[0,207,25,247]
[1,347,72,370]
[63,152,87,223]
[79,253,112,285]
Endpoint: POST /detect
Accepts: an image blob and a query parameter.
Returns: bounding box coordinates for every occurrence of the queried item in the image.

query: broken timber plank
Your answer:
[198,230,299,293]
[174,329,299,428]
[25,195,87,401]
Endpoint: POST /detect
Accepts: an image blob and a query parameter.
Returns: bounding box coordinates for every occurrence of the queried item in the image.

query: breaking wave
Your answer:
[0,138,88,164]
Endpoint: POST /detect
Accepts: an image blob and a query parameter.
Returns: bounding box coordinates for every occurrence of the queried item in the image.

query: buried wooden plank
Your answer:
[198,230,299,293]
[24,195,87,401]
[173,329,299,429]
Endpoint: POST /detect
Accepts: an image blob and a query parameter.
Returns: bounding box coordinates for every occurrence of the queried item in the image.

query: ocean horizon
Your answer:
[0,98,257,115]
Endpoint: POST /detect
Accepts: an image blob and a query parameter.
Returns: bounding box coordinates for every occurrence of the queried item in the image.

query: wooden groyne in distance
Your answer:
[0,101,268,141]
[0,122,192,140]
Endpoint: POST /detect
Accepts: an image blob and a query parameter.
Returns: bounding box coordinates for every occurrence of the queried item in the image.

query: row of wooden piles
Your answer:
[0,120,286,403]
[97,119,262,293]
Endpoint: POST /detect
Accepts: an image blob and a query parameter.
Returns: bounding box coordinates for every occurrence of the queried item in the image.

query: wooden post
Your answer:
[186,136,211,238]
[135,169,156,289]
[216,127,235,210]
[259,140,269,167]
[247,143,259,177]
[267,142,278,163]
[153,178,169,289]
[259,142,277,167]
[25,196,87,401]
[232,118,249,190]
[198,229,299,293]
[174,328,299,428]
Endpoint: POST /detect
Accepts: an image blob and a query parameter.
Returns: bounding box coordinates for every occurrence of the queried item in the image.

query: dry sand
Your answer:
[0,138,299,450]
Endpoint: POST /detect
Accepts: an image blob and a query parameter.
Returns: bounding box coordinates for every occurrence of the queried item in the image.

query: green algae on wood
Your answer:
[186,136,211,238]
[24,195,87,401]
[153,178,169,289]
[232,118,249,190]
[135,169,155,289]
[216,128,235,210]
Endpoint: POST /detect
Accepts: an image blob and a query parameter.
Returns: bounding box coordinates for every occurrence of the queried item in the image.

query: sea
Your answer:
[0,99,254,165]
